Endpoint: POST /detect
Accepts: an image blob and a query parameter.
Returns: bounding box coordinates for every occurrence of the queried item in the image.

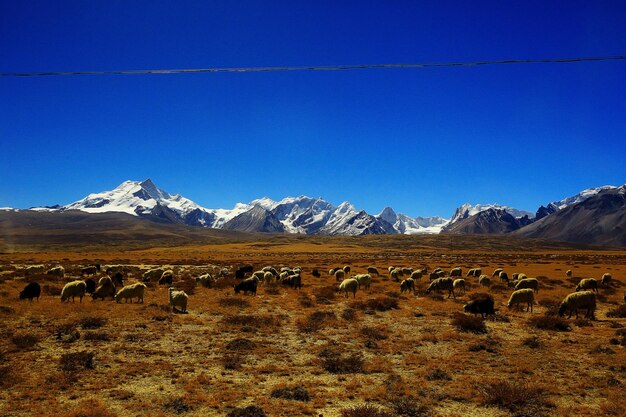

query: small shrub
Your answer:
[298,292,314,308]
[78,316,107,329]
[55,323,80,343]
[351,296,399,312]
[528,314,571,332]
[342,307,357,321]
[361,326,388,341]
[451,312,487,333]
[341,404,393,417]
[222,314,281,328]
[60,351,95,372]
[297,311,336,333]
[226,338,256,351]
[11,333,40,349]
[60,398,118,417]
[0,305,15,314]
[590,345,615,355]
[270,385,310,402]
[163,397,193,414]
[320,351,364,374]
[574,318,593,327]
[606,304,626,318]
[522,336,542,349]
[222,354,244,370]
[480,380,552,415]
[468,343,497,353]
[314,285,336,304]
[226,405,267,417]
[388,395,431,417]
[219,298,250,308]
[426,368,452,381]
[83,331,112,341]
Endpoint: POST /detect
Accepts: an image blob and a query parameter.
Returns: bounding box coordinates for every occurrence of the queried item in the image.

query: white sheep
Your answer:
[601,273,612,286]
[400,278,415,295]
[390,268,401,282]
[338,278,359,298]
[575,278,598,292]
[353,274,372,290]
[25,265,45,276]
[558,291,596,319]
[334,269,346,282]
[566,269,572,277]
[492,268,504,277]
[514,278,539,293]
[453,278,466,296]
[426,277,455,298]
[410,270,422,281]
[507,288,534,312]
[195,273,215,288]
[115,283,147,303]
[252,270,266,280]
[428,272,439,281]
[61,280,87,303]
[169,287,189,313]
[92,276,116,300]
[479,275,491,288]
[263,271,275,284]
[46,266,65,278]
[142,268,164,282]
[387,266,395,273]
[450,267,462,277]
[367,266,379,276]
[498,271,509,283]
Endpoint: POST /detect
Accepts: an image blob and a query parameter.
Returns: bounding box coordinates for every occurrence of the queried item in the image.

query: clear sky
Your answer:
[1,1,625,218]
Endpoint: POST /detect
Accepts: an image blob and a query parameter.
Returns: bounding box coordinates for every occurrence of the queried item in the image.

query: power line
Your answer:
[1,55,625,77]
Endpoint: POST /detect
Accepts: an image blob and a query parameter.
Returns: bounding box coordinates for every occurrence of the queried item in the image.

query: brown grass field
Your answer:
[0,234,625,417]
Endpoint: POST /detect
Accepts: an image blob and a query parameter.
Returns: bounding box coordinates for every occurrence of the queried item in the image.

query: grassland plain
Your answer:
[0,235,625,417]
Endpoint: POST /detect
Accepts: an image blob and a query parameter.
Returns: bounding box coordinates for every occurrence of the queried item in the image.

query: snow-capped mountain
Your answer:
[449,203,533,225]
[376,207,449,234]
[443,208,532,235]
[550,185,616,210]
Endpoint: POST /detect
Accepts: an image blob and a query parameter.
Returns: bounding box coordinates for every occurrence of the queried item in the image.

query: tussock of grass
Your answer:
[606,304,626,318]
[78,316,107,329]
[226,405,267,417]
[11,332,40,349]
[270,385,310,402]
[528,314,571,332]
[319,349,364,374]
[351,296,399,312]
[341,404,393,417]
[297,310,336,333]
[480,379,552,416]
[59,351,95,372]
[451,312,487,333]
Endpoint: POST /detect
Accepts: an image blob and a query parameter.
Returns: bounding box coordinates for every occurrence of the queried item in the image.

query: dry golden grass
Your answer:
[0,236,625,416]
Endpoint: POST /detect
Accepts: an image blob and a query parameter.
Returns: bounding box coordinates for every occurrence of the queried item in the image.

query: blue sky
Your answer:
[1,1,625,218]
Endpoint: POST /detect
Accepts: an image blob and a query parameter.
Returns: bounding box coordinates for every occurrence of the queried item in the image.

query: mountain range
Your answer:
[4,179,625,246]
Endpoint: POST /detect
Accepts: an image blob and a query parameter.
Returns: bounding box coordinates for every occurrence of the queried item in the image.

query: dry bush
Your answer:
[297,310,336,333]
[59,398,118,417]
[480,379,552,416]
[606,304,626,318]
[528,314,571,332]
[59,351,95,372]
[219,297,250,308]
[226,338,256,351]
[226,405,267,417]
[222,353,245,370]
[342,307,357,321]
[83,331,112,341]
[78,316,107,329]
[11,332,40,349]
[388,395,431,417]
[319,349,364,374]
[222,314,281,328]
[298,292,314,307]
[522,336,542,349]
[426,368,452,381]
[0,364,16,388]
[351,296,399,312]
[270,385,310,401]
[451,312,487,334]
[55,323,81,343]
[0,305,15,314]
[314,285,336,304]
[341,404,393,417]
[361,326,388,341]
[163,397,193,414]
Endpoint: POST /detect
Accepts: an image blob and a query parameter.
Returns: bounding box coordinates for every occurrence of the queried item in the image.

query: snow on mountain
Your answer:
[375,207,449,234]
[449,203,533,225]
[550,185,617,210]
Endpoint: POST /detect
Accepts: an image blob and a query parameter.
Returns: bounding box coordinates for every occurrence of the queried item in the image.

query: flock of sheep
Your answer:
[14,262,624,321]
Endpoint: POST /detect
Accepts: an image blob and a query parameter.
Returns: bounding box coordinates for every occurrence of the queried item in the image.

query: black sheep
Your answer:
[463,293,495,317]
[235,265,254,280]
[234,278,257,295]
[84,278,96,294]
[311,269,321,278]
[112,272,124,287]
[19,282,41,301]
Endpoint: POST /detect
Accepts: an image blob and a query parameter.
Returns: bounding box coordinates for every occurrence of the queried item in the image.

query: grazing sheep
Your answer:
[234,277,258,295]
[280,267,293,274]
[426,277,455,299]
[421,266,429,274]
[279,271,290,281]
[311,269,321,278]
[329,268,339,276]
[401,267,413,276]
[437,270,446,278]
[601,273,612,287]
[84,278,96,294]
[252,270,266,281]
[450,267,462,277]
[81,265,100,276]
[388,266,395,273]
[463,293,496,317]
[235,265,254,279]
[19,282,41,301]
[400,278,415,295]
[566,270,573,277]
[339,278,359,298]
[498,271,509,283]
[410,270,422,281]
[115,283,147,303]
[453,279,466,296]
[507,280,519,289]
[429,272,439,281]
[196,273,215,288]
[558,291,596,319]
[492,268,504,278]
[433,268,443,274]
[343,266,351,275]
[92,276,116,300]
[105,265,126,275]
[507,289,535,312]
[466,268,481,277]
[512,273,528,281]
[263,271,275,284]
[282,274,302,289]
[262,266,279,276]
[46,266,65,278]
[158,270,174,285]
[514,278,539,293]
[24,265,45,276]
[390,268,402,282]
[575,278,598,293]
[479,275,491,288]
[61,280,87,303]
[111,272,124,287]
[334,269,346,282]
[169,287,188,313]
[142,268,164,282]
[354,274,372,290]
[367,266,379,276]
